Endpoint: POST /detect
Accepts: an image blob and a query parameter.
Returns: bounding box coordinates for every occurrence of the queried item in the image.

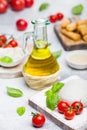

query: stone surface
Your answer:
[0,0,87,130]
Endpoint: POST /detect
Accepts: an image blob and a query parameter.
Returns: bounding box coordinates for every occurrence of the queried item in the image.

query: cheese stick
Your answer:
[61,19,71,28]
[60,29,81,41]
[66,22,77,31]
[83,35,87,42]
[77,20,87,26]
[77,24,87,36]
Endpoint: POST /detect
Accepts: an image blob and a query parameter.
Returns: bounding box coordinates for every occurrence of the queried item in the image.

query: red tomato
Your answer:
[0,40,4,47]
[3,43,13,48]
[24,0,34,7]
[0,0,8,13]
[0,35,7,43]
[57,100,70,114]
[8,39,18,47]
[56,13,64,20]
[71,101,83,115]
[32,112,45,127]
[6,0,11,3]
[11,0,25,11]
[16,19,28,31]
[64,108,75,120]
[49,14,57,23]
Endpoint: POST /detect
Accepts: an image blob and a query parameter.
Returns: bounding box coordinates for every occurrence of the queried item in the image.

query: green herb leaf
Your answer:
[45,89,53,96]
[71,4,84,15]
[53,50,62,59]
[16,106,26,116]
[51,82,64,93]
[46,93,60,110]
[39,3,50,11]
[7,87,23,97]
[45,82,64,110]
[0,56,13,64]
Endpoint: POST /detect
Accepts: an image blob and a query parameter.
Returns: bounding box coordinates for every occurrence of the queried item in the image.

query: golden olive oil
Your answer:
[23,45,59,76]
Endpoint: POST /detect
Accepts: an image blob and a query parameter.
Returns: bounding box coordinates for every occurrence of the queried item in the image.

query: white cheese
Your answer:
[0,47,25,62]
[58,78,87,106]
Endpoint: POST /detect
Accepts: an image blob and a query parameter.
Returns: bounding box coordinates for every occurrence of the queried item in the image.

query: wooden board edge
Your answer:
[54,25,87,51]
[54,25,69,51]
[0,71,23,78]
[29,99,74,130]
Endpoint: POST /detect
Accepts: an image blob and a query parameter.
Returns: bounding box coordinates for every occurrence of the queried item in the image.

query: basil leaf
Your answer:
[0,56,13,64]
[46,93,60,110]
[39,3,50,11]
[45,89,53,96]
[7,87,23,97]
[71,4,84,15]
[45,81,64,110]
[53,50,62,59]
[16,106,26,116]
[51,82,64,93]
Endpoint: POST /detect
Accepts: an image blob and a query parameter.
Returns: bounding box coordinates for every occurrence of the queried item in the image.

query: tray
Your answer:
[29,75,87,130]
[54,24,87,51]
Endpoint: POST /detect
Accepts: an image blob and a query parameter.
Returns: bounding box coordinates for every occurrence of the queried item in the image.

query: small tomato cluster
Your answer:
[49,12,64,23]
[0,0,34,13]
[11,0,34,11]
[0,34,19,48]
[57,100,84,120]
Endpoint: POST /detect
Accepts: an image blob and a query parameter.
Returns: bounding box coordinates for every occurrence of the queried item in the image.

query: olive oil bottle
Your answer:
[23,19,60,76]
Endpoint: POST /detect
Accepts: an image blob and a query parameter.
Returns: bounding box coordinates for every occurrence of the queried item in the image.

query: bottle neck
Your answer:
[31,19,51,59]
[33,23,48,48]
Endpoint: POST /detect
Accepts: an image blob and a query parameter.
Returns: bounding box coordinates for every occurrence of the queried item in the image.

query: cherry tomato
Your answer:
[16,19,28,31]
[56,13,64,20]
[0,35,7,43]
[49,14,57,23]
[3,43,13,48]
[71,101,83,115]
[24,0,34,7]
[57,100,70,114]
[6,0,11,3]
[8,39,18,47]
[11,0,25,11]
[0,0,8,13]
[64,108,75,120]
[32,112,45,127]
[0,40,4,47]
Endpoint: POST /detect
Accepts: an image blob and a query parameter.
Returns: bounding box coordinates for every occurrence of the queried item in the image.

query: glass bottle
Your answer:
[23,19,60,76]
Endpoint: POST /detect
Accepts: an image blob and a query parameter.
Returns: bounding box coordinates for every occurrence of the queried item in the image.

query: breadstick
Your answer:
[83,35,87,42]
[60,29,81,41]
[61,19,71,28]
[77,20,87,26]
[77,24,87,36]
[66,22,77,31]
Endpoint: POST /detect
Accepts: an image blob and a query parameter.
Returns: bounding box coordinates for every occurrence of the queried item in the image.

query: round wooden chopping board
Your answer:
[0,62,25,79]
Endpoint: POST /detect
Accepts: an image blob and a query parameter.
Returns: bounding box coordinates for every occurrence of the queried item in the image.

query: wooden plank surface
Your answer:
[54,24,87,51]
